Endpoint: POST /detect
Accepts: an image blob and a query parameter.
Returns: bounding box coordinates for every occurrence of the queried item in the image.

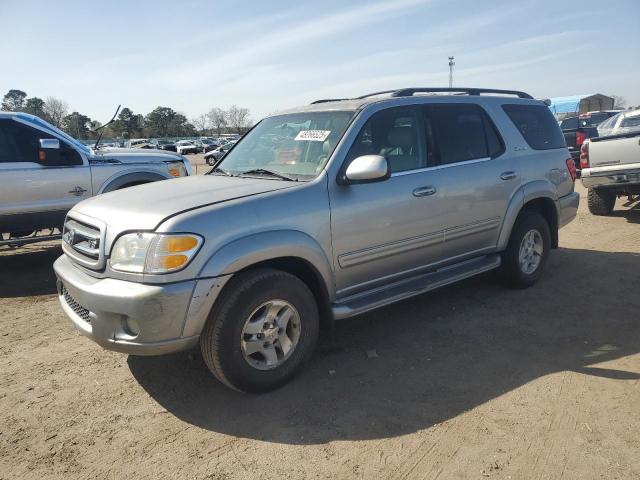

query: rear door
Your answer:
[416,103,520,262]
[0,119,92,233]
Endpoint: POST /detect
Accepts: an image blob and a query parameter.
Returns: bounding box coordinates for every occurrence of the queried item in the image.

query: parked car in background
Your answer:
[204,141,236,165]
[0,112,191,247]
[201,138,220,153]
[155,139,177,152]
[54,87,578,393]
[580,108,640,215]
[560,110,621,168]
[175,140,199,155]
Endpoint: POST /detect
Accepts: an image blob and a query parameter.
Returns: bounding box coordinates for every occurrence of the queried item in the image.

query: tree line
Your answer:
[1,89,253,140]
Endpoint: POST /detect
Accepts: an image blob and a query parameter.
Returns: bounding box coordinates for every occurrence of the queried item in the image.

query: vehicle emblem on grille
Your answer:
[63,228,76,245]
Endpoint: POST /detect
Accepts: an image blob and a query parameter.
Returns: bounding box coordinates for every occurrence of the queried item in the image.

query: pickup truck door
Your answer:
[0,119,92,233]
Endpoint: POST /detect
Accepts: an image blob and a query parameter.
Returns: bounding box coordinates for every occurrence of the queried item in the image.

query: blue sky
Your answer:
[1,0,638,122]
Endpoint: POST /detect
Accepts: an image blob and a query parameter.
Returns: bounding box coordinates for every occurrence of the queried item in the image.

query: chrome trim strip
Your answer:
[390,157,492,177]
[338,216,501,269]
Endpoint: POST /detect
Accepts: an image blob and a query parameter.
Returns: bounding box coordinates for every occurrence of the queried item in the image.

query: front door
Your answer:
[329,106,446,296]
[0,119,91,233]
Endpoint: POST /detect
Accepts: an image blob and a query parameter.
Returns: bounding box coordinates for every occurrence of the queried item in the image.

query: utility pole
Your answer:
[448,56,455,88]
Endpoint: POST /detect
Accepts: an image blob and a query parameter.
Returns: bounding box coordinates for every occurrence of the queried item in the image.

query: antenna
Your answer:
[93,104,121,150]
[448,56,455,88]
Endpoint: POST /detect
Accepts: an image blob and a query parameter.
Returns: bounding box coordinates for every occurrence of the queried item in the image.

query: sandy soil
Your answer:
[1,181,639,480]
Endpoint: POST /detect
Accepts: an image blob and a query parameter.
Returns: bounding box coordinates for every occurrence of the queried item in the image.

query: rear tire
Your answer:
[587,188,615,216]
[200,268,319,393]
[498,210,551,289]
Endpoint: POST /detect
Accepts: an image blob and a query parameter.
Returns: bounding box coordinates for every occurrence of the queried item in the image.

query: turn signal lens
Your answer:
[161,236,199,253]
[156,254,188,270]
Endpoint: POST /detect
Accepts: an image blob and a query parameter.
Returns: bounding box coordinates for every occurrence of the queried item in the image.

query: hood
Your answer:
[90,147,183,163]
[72,175,297,232]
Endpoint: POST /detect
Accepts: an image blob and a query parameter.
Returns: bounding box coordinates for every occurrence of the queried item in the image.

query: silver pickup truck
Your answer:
[580,109,640,215]
[54,87,579,393]
[0,112,191,246]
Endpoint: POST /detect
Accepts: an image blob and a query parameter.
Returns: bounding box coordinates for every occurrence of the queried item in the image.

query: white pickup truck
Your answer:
[0,112,191,247]
[580,109,640,215]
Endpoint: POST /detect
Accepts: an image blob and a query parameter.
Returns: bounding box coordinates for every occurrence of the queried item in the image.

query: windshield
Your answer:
[597,110,640,136]
[216,111,355,179]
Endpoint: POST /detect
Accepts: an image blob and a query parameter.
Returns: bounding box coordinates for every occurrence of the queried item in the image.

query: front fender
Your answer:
[198,230,335,298]
[99,170,169,193]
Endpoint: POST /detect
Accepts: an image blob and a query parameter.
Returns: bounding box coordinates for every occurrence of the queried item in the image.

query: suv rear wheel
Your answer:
[200,268,319,393]
[587,188,616,216]
[498,210,551,289]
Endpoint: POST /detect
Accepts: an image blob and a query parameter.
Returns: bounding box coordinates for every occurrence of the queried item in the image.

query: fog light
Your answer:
[122,317,140,336]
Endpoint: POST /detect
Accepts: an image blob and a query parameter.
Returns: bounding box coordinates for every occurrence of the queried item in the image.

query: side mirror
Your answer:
[342,155,390,184]
[39,138,60,150]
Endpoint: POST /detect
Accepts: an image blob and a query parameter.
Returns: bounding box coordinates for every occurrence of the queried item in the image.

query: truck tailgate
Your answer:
[588,133,640,167]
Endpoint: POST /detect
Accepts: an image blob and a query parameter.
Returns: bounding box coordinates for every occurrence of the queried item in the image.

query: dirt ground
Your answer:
[1,177,639,479]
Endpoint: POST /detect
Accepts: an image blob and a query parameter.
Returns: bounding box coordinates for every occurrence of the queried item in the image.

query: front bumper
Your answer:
[581,166,640,189]
[54,255,211,355]
[558,191,580,228]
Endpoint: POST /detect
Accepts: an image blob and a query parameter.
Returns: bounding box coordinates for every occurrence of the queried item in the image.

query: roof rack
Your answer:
[310,87,533,105]
[310,98,349,104]
[390,87,533,99]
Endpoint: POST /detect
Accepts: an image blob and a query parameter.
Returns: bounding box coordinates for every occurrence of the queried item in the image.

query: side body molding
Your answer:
[496,180,559,250]
[198,230,336,299]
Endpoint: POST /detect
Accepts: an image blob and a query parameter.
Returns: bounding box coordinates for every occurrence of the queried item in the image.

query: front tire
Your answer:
[587,188,615,216]
[498,210,551,289]
[200,269,319,393]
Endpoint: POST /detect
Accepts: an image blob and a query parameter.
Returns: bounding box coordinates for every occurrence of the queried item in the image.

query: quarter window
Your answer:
[502,104,565,150]
[346,106,424,173]
[425,104,504,165]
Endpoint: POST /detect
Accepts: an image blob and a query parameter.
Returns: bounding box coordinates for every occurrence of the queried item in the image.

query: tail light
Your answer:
[565,158,577,182]
[576,131,587,147]
[579,142,589,169]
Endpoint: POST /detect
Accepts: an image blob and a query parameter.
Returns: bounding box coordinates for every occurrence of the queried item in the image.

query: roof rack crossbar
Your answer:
[390,87,533,99]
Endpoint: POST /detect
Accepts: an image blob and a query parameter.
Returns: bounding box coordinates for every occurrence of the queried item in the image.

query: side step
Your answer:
[331,254,501,320]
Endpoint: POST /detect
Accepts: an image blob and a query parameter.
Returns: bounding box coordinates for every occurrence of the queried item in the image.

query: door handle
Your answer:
[68,186,87,196]
[413,186,437,197]
[500,171,517,181]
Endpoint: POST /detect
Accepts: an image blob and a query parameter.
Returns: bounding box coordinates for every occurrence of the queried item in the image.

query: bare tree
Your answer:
[207,107,227,136]
[44,96,69,128]
[192,114,209,136]
[610,95,627,109]
[225,105,251,134]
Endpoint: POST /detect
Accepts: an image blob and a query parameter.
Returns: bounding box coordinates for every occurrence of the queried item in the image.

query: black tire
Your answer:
[206,157,215,166]
[200,268,319,393]
[587,188,615,216]
[498,210,551,289]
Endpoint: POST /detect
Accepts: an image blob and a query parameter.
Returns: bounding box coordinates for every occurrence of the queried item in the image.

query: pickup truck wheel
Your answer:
[498,210,550,289]
[587,188,615,216]
[200,268,319,393]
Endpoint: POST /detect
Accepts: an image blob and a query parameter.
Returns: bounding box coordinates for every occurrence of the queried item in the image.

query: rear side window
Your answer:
[503,104,565,150]
[424,104,504,166]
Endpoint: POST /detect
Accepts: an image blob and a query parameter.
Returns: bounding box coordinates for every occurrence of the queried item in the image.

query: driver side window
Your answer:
[0,119,82,166]
[346,106,425,173]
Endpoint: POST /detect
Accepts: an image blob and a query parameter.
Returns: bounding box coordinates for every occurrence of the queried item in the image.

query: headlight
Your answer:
[167,161,188,177]
[110,233,202,274]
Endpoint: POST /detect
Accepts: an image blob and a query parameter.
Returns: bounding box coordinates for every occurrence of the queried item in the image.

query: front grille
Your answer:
[61,285,91,323]
[62,217,104,269]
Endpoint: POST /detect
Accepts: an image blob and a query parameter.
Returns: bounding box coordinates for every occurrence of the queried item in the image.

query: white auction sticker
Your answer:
[294,130,331,142]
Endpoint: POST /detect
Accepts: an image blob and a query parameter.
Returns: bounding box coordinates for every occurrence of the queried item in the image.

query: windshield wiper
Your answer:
[209,166,232,176]
[238,168,297,181]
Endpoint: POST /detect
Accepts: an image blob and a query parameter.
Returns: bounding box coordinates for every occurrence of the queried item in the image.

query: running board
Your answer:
[331,254,501,320]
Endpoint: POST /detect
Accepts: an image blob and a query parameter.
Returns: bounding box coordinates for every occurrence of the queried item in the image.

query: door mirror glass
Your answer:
[344,155,390,183]
[39,138,60,150]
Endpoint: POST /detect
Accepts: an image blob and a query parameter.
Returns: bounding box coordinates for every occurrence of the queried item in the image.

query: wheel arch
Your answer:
[198,230,336,326]
[99,171,169,193]
[498,182,560,250]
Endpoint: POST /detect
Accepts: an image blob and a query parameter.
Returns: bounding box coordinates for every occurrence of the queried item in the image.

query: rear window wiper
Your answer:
[238,168,297,181]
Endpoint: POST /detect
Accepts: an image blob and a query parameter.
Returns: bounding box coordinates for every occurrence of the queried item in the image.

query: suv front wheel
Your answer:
[498,210,551,289]
[200,268,319,393]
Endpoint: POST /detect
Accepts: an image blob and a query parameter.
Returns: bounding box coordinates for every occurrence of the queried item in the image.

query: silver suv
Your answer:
[54,88,579,392]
